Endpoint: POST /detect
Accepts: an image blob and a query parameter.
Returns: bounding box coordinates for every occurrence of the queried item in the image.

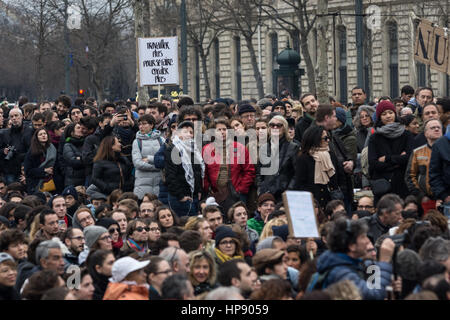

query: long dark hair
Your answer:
[94,135,119,162]
[301,125,325,155]
[30,128,51,156]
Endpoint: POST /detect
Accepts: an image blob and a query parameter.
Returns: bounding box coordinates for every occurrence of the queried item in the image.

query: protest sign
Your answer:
[282,191,320,238]
[137,37,179,86]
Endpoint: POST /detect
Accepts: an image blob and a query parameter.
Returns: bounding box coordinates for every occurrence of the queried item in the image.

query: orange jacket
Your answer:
[102,282,149,300]
[405,144,433,198]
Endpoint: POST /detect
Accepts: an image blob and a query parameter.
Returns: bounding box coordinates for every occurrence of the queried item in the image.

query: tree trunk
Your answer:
[200,48,211,100]
[134,0,150,106]
[315,0,329,104]
[244,35,264,99]
[300,32,316,94]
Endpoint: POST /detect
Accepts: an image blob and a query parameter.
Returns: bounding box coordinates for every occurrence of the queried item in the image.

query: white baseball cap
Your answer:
[110,257,150,283]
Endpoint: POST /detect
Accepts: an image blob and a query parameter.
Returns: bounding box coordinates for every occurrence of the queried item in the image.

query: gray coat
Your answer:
[132,130,164,199]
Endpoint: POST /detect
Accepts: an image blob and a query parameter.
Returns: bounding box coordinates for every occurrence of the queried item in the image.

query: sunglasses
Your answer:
[108,227,120,234]
[269,123,283,128]
[135,227,150,232]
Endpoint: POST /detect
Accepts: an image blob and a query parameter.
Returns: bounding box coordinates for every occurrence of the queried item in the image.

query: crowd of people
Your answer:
[0,84,449,301]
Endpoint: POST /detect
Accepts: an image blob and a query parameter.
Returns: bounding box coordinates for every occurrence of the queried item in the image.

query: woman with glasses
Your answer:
[121,219,150,257]
[353,105,375,153]
[202,119,255,214]
[132,114,165,200]
[96,218,123,256]
[294,125,342,210]
[146,219,162,251]
[144,256,173,300]
[256,115,299,202]
[213,226,244,268]
[188,250,217,296]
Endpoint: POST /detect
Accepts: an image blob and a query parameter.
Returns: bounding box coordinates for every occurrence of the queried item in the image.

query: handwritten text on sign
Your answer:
[138,37,179,86]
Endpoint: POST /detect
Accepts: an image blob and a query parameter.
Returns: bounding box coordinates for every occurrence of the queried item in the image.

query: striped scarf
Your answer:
[127,238,144,252]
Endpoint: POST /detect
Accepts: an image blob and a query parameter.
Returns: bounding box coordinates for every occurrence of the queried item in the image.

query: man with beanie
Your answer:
[62,185,80,221]
[333,107,357,162]
[247,193,276,236]
[429,124,450,205]
[238,104,256,130]
[78,225,109,265]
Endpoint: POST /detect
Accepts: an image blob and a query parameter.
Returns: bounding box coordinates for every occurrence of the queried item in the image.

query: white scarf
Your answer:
[172,136,205,194]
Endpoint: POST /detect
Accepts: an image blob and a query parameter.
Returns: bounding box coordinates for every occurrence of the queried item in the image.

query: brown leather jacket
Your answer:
[405,144,433,199]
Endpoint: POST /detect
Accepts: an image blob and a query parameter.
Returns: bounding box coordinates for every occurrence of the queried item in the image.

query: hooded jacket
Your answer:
[315,250,392,300]
[132,130,164,199]
[334,124,358,162]
[102,282,149,300]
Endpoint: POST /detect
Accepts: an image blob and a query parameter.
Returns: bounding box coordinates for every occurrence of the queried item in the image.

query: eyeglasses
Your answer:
[154,269,172,275]
[168,248,179,266]
[269,123,283,128]
[135,227,150,232]
[149,227,161,232]
[108,227,120,234]
[219,240,236,246]
[360,114,370,119]
[99,235,112,241]
[322,136,331,142]
[71,236,85,241]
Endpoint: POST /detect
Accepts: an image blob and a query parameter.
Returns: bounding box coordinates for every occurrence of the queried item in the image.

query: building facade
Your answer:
[175,0,450,104]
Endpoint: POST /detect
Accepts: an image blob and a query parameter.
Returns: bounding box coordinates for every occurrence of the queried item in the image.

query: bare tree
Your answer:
[257,0,317,94]
[134,0,151,105]
[316,0,328,103]
[186,0,223,100]
[211,0,265,99]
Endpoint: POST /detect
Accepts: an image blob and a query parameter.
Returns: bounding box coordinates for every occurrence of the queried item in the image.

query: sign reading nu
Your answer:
[414,19,450,74]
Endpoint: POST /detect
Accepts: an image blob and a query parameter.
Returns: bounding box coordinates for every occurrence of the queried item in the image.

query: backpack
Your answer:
[306,268,333,292]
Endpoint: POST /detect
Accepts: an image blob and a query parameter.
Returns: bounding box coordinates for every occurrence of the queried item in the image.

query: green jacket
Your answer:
[247,212,265,235]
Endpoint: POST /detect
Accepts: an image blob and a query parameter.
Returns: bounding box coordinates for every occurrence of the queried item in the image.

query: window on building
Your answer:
[234,36,242,101]
[338,26,348,105]
[214,38,220,98]
[388,22,399,98]
[417,63,426,87]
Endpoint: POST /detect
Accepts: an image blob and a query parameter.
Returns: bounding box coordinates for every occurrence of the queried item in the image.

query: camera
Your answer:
[4,146,16,160]
[123,115,128,120]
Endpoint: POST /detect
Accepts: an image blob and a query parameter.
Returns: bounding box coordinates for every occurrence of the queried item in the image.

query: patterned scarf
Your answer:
[127,238,144,252]
[214,247,243,264]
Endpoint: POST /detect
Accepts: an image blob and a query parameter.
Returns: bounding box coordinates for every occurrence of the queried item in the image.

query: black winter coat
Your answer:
[91,156,134,195]
[164,142,203,200]
[294,151,342,210]
[63,137,86,187]
[294,114,314,143]
[368,129,414,199]
[23,151,50,194]
[82,128,104,178]
[256,138,299,201]
[0,124,34,176]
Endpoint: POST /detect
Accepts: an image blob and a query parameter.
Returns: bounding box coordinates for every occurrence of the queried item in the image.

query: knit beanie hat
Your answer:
[256,236,280,252]
[96,218,119,230]
[62,185,79,201]
[215,226,238,247]
[257,193,276,207]
[335,107,347,125]
[238,104,256,115]
[272,224,289,242]
[376,100,396,120]
[84,225,108,248]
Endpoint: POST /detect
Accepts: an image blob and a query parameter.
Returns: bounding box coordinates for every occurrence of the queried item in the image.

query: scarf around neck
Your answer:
[376,122,405,139]
[310,146,335,185]
[172,135,205,194]
[214,247,243,264]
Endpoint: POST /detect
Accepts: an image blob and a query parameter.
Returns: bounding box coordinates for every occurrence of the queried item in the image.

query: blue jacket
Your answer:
[315,250,392,300]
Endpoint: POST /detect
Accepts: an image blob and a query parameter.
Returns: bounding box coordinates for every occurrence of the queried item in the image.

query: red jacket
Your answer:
[202,141,255,194]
